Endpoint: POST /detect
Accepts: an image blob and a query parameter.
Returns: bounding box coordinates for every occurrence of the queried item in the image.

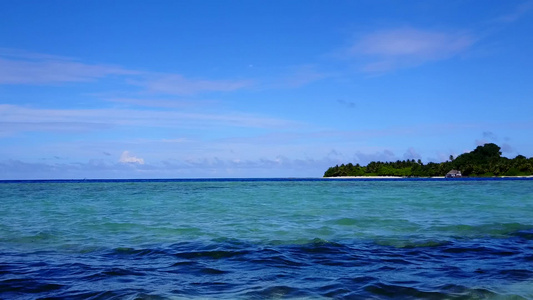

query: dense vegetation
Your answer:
[324,143,533,177]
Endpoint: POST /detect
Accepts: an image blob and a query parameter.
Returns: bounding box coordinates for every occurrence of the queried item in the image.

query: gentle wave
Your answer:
[1,180,533,299]
[2,234,532,299]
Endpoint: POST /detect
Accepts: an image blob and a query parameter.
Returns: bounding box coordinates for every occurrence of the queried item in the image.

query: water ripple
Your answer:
[1,180,533,299]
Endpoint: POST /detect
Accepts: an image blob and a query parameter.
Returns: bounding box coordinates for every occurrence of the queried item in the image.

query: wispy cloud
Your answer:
[265,65,329,89]
[355,149,396,165]
[496,1,533,23]
[0,104,300,135]
[0,155,334,179]
[337,99,356,109]
[282,65,328,88]
[0,49,252,95]
[475,131,499,146]
[403,147,421,160]
[348,27,476,73]
[0,50,136,85]
[0,159,150,180]
[0,48,77,61]
[0,121,114,134]
[132,74,253,95]
[483,131,498,141]
[475,131,515,153]
[0,48,330,95]
[107,97,217,109]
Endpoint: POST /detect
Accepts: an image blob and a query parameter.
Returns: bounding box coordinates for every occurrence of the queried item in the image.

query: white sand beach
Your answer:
[323,176,405,179]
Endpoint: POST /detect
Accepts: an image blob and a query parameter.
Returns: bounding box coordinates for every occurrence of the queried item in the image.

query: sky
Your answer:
[1,0,533,179]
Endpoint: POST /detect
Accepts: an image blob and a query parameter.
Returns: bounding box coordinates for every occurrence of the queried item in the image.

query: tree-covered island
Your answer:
[324,143,533,178]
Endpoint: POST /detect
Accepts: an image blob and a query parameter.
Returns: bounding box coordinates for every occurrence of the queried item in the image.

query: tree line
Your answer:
[323,143,533,177]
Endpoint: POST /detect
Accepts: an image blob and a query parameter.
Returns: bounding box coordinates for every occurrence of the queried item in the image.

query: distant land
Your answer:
[323,143,533,178]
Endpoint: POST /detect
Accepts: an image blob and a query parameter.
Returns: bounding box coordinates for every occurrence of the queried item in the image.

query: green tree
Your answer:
[323,143,532,177]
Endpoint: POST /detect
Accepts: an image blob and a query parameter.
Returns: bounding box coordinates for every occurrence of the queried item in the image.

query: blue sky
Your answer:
[1,0,532,179]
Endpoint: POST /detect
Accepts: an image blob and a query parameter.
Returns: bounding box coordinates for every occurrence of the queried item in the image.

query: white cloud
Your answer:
[0,50,136,84]
[107,97,217,109]
[119,151,145,164]
[262,65,329,89]
[160,138,189,143]
[0,104,300,135]
[349,27,475,72]
[0,49,250,95]
[136,74,252,95]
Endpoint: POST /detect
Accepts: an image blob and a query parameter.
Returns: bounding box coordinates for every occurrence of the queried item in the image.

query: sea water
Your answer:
[0,178,532,299]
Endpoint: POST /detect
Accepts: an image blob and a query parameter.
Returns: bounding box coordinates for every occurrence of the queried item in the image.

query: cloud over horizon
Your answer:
[119,151,145,164]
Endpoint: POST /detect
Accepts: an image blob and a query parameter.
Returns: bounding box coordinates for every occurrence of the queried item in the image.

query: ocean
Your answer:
[0,178,532,299]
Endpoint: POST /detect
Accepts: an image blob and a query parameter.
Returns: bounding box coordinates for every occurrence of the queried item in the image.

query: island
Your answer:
[323,143,533,178]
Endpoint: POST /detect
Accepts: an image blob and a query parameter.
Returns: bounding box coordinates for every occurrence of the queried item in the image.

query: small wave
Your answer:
[241,285,311,299]
[364,282,445,299]
[437,283,499,298]
[441,245,518,257]
[0,278,64,294]
[512,229,533,240]
[374,238,451,249]
[524,255,533,262]
[1,231,59,244]
[331,217,360,226]
[84,267,145,281]
[435,222,533,238]
[317,282,353,298]
[498,269,533,281]
[249,253,308,268]
[45,290,128,299]
[2,237,532,299]
[167,261,231,276]
[198,267,228,275]
[298,238,346,253]
[171,261,196,267]
[97,222,145,232]
[174,249,249,260]
[328,217,420,231]
[108,247,168,257]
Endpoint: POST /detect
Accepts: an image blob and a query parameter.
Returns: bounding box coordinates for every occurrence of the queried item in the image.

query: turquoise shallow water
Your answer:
[1,178,532,299]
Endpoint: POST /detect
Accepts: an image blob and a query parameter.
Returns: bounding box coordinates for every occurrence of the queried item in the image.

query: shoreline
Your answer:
[323,175,533,179]
[323,176,406,179]
[1,176,532,183]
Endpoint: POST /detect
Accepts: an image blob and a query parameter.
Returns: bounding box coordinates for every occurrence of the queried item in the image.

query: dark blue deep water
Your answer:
[1,178,532,299]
